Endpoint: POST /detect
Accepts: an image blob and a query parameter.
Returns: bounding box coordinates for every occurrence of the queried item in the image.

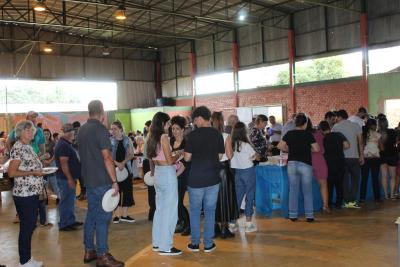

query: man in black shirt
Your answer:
[319,121,349,209]
[55,123,82,231]
[184,106,225,253]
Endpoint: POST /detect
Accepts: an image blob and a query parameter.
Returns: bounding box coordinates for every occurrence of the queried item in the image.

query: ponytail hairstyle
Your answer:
[146,112,170,158]
[295,113,308,127]
[231,121,250,152]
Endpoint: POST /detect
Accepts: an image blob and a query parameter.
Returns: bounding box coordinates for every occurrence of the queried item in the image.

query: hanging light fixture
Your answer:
[43,42,53,53]
[114,5,127,20]
[102,46,111,56]
[33,0,46,12]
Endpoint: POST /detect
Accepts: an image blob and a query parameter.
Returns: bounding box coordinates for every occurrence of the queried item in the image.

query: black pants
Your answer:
[360,158,381,201]
[343,158,361,203]
[14,195,39,265]
[327,159,345,207]
[177,170,190,228]
[143,159,156,220]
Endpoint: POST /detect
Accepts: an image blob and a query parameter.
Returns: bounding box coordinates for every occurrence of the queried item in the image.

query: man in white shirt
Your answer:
[348,107,368,128]
[268,116,283,143]
[268,116,283,156]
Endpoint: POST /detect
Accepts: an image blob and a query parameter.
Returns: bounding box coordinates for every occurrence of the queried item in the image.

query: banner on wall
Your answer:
[0,111,109,135]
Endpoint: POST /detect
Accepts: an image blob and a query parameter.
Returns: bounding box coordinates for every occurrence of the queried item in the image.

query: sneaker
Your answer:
[342,202,350,208]
[228,223,238,232]
[158,247,182,256]
[152,246,159,252]
[289,218,298,222]
[112,216,120,224]
[204,243,216,253]
[120,216,135,223]
[187,243,200,252]
[19,259,41,267]
[39,222,53,227]
[306,218,315,223]
[347,201,361,209]
[244,222,257,233]
[31,259,43,267]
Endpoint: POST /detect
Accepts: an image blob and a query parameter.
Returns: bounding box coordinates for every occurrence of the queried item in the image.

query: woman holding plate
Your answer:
[7,120,46,267]
[110,121,135,223]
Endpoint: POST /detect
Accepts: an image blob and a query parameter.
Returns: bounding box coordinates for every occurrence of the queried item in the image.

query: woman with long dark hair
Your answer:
[360,118,381,202]
[211,112,238,238]
[228,121,257,232]
[170,116,191,236]
[147,112,183,256]
[306,119,329,213]
[378,117,398,199]
[278,114,319,222]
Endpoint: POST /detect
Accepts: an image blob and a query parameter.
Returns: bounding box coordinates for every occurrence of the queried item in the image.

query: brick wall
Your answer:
[174,78,363,124]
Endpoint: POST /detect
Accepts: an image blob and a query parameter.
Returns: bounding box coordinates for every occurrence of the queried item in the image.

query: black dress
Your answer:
[215,160,239,224]
[116,140,134,207]
[170,137,190,231]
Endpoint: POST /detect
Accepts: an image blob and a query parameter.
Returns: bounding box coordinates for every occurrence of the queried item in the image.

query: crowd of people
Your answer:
[1,102,400,266]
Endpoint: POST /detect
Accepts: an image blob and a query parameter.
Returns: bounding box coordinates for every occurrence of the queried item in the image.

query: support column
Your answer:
[288,16,296,114]
[232,29,239,108]
[155,51,162,99]
[360,2,369,108]
[189,41,197,107]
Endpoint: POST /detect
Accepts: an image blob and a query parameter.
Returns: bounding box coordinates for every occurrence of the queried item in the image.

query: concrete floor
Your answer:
[0,183,399,267]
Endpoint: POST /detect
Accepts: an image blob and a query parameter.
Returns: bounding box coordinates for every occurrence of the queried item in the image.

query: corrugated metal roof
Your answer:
[0,0,357,49]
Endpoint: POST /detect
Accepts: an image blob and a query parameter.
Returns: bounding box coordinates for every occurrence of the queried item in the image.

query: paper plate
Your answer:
[144,171,155,186]
[42,167,58,175]
[102,189,120,212]
[115,167,128,182]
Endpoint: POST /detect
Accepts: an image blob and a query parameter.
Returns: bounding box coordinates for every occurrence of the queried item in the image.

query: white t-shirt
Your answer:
[230,142,256,169]
[269,123,283,142]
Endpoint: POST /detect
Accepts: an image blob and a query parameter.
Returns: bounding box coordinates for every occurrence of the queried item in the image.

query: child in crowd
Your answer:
[227,122,258,233]
[319,121,349,209]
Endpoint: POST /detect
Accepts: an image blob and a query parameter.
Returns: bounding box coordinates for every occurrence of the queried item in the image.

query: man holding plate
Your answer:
[54,123,82,231]
[77,100,124,267]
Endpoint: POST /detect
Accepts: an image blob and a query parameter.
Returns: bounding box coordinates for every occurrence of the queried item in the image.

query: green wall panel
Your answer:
[368,72,400,116]
[114,110,132,132]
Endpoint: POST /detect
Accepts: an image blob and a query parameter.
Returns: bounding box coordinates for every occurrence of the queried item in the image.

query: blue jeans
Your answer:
[84,185,112,255]
[235,166,256,218]
[188,184,220,248]
[14,195,39,264]
[152,166,178,252]
[287,161,314,219]
[57,178,77,229]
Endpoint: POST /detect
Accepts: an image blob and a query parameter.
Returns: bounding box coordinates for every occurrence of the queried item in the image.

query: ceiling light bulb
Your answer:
[102,47,111,56]
[239,14,246,21]
[33,0,46,12]
[114,6,127,20]
[43,42,53,53]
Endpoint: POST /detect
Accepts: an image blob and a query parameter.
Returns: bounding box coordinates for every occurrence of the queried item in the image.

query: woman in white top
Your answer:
[211,112,238,238]
[227,121,258,233]
[360,118,381,202]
